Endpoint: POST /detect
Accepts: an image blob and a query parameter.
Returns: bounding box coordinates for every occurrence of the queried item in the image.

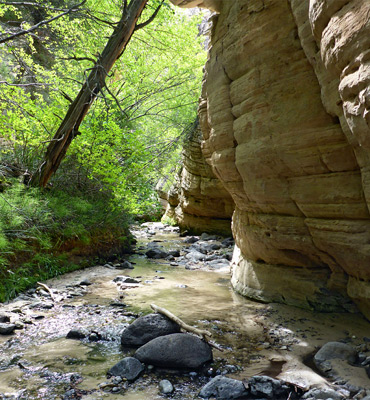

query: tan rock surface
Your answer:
[172,0,370,319]
[162,121,234,234]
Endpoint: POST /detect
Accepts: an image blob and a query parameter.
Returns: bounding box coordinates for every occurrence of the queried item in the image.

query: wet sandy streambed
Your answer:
[0,223,370,399]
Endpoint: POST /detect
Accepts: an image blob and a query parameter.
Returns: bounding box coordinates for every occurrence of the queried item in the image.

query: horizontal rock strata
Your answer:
[170,0,370,319]
[161,121,234,235]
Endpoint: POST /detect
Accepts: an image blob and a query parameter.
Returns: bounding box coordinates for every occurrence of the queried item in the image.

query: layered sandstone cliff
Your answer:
[171,0,370,319]
[160,121,234,234]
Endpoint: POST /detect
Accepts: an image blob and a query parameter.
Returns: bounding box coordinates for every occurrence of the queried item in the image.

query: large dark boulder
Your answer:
[314,341,357,368]
[135,333,212,369]
[313,341,359,383]
[107,357,144,381]
[121,313,180,347]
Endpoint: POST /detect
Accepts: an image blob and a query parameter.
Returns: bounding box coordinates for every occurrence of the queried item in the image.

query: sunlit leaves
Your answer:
[0,0,207,215]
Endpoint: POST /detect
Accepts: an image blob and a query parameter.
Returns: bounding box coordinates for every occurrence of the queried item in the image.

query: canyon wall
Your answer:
[160,121,234,235]
[171,0,370,318]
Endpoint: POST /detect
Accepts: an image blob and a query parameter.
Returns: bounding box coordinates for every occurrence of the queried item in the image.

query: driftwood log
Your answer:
[150,303,223,351]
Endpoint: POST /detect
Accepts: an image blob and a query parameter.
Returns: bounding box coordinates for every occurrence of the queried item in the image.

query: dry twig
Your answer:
[150,303,224,351]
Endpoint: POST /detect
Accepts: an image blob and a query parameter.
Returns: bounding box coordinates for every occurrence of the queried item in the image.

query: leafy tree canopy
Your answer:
[0,0,206,215]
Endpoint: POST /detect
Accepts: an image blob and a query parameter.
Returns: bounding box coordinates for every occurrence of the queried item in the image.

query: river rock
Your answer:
[184,236,199,244]
[135,333,212,369]
[107,357,144,381]
[113,276,140,284]
[79,279,92,286]
[159,379,174,394]
[145,248,169,259]
[0,323,16,334]
[221,237,234,247]
[314,341,358,374]
[200,233,219,241]
[199,376,248,399]
[0,314,10,323]
[207,259,230,269]
[169,250,180,257]
[66,329,86,339]
[121,313,180,347]
[301,388,343,400]
[185,250,206,262]
[204,243,221,251]
[248,375,290,399]
[120,261,134,269]
[189,244,208,254]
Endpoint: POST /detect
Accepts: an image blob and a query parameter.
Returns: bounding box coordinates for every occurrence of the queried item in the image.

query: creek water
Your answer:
[1,224,370,399]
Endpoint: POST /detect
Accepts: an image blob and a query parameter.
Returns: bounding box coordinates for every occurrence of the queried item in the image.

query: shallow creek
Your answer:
[1,224,370,399]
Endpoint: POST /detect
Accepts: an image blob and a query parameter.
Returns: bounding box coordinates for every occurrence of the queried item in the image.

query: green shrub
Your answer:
[0,179,131,302]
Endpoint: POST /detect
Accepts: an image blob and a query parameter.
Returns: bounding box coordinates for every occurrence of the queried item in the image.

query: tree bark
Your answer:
[30,0,149,187]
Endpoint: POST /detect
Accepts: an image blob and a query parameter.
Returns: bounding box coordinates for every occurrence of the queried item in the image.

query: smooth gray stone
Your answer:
[135,333,212,369]
[0,323,16,334]
[108,357,144,381]
[159,379,174,394]
[199,376,248,399]
[121,313,180,347]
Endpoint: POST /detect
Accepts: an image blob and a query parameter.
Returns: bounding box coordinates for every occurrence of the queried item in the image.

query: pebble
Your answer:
[159,379,174,394]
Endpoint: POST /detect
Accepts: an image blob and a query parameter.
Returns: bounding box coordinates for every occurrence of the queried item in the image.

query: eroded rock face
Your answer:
[162,121,234,235]
[171,1,370,318]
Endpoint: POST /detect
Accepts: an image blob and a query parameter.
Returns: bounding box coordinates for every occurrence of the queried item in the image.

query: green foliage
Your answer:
[0,180,130,301]
[0,1,206,299]
[161,215,177,226]
[0,0,206,215]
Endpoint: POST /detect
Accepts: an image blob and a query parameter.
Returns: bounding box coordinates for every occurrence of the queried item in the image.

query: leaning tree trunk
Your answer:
[30,0,148,187]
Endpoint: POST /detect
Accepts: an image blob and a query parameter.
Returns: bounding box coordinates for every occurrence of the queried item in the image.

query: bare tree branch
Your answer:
[103,83,129,119]
[59,55,96,64]
[0,81,50,87]
[135,0,164,31]
[85,10,119,27]
[0,0,87,44]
